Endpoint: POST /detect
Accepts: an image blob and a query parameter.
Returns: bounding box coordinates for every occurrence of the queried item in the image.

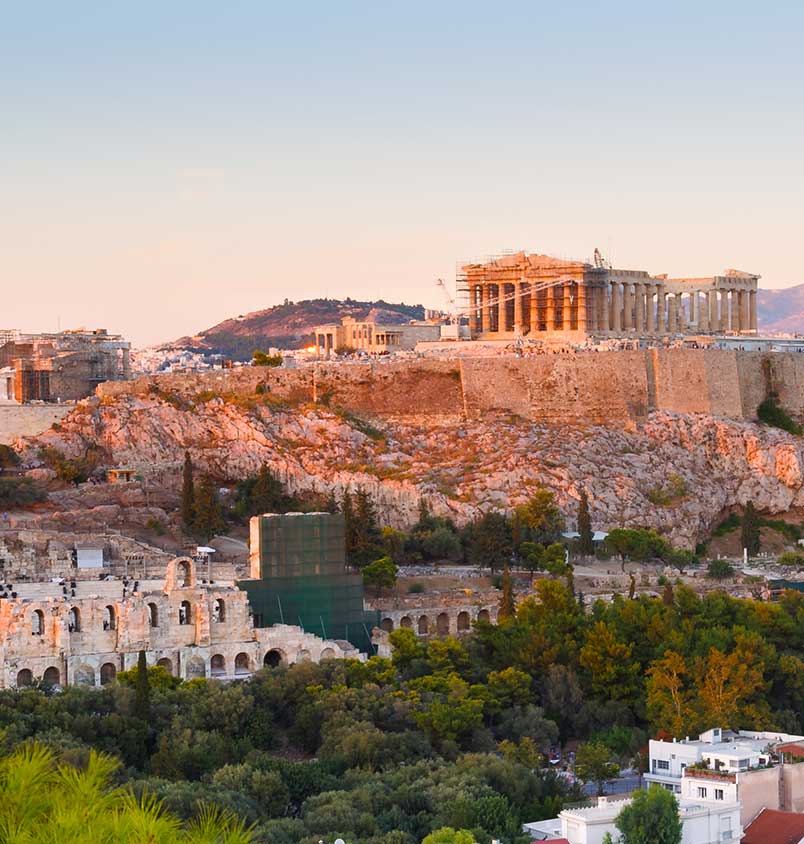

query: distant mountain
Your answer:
[172,298,427,360]
[758,284,804,334]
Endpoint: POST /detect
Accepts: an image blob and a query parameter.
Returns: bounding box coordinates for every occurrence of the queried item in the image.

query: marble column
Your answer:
[577,282,588,333]
[610,283,621,332]
[514,281,523,333]
[708,290,718,330]
[635,284,645,333]
[668,296,678,332]
[529,283,539,334]
[698,291,709,332]
[730,289,740,332]
[481,284,491,333]
[719,290,729,331]
[646,284,656,333]
[498,284,507,333]
[676,294,687,330]
[469,285,479,335]
[622,284,633,331]
[739,289,749,333]
[563,283,573,330]
[586,285,597,332]
[749,290,758,331]
[598,285,609,332]
[545,285,556,330]
[656,290,667,333]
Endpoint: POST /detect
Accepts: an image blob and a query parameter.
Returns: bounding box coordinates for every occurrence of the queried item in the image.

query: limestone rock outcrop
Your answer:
[16,394,804,548]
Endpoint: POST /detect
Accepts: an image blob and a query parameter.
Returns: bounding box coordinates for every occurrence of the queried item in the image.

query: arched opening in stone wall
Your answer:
[212,599,225,623]
[297,650,311,663]
[400,616,412,628]
[320,648,336,660]
[148,603,159,627]
[179,601,192,625]
[157,657,173,674]
[103,606,117,631]
[477,609,490,624]
[68,607,81,633]
[380,618,394,633]
[177,560,192,588]
[16,669,33,687]
[457,611,470,633]
[418,615,429,635]
[264,649,284,668]
[234,652,250,675]
[42,666,60,686]
[31,609,44,636]
[75,664,95,686]
[210,654,226,677]
[436,612,449,635]
[186,656,205,679]
[100,663,117,685]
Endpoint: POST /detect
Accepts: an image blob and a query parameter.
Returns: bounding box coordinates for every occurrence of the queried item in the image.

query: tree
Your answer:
[613,785,682,844]
[468,511,512,572]
[741,501,761,555]
[192,476,225,541]
[577,489,594,556]
[134,649,150,721]
[234,463,287,519]
[512,488,565,545]
[0,443,20,471]
[646,651,693,737]
[707,558,734,579]
[574,740,619,796]
[499,564,516,621]
[181,451,195,532]
[579,622,640,702]
[0,742,255,844]
[252,350,283,367]
[423,828,475,844]
[362,555,398,593]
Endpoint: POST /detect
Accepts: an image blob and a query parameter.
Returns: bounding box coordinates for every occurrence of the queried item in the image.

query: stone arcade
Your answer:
[461,251,759,339]
[0,556,357,689]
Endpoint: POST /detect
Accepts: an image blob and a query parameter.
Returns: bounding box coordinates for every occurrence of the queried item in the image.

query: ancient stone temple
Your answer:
[460,251,759,339]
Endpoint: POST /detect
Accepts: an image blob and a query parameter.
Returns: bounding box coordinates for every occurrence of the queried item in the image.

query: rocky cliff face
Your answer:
[17,392,804,549]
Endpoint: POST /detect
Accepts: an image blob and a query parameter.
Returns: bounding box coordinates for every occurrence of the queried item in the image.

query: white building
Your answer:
[524,791,741,844]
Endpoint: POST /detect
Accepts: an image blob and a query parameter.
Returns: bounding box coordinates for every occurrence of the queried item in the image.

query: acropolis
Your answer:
[460,250,759,338]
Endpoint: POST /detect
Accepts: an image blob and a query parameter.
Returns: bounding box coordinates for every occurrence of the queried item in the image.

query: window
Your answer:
[715,789,724,801]
[655,759,670,770]
[697,787,708,799]
[103,605,117,631]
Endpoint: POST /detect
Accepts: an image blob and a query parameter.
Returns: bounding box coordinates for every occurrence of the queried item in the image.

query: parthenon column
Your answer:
[739,289,749,333]
[563,283,573,330]
[621,284,632,331]
[634,284,644,333]
[577,282,588,333]
[611,283,622,332]
[698,291,709,331]
[730,289,741,332]
[689,291,696,325]
[545,285,556,330]
[514,281,523,334]
[656,289,667,333]
[749,290,757,331]
[719,291,729,331]
[529,283,539,334]
[668,296,678,333]
[597,286,608,332]
[676,294,687,331]
[708,290,718,330]
[469,286,479,335]
[497,284,507,333]
[480,284,491,333]
[586,285,597,332]
[646,285,656,333]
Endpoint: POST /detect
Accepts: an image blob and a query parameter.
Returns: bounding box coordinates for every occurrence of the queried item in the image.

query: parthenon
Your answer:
[460,251,759,338]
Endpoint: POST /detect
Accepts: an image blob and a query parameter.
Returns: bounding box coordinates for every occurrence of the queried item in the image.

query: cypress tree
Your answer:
[192,476,225,541]
[499,564,516,621]
[181,451,195,533]
[134,649,150,721]
[577,489,594,556]
[741,501,761,556]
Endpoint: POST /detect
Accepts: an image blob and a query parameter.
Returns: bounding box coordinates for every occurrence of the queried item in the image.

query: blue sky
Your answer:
[3,2,803,345]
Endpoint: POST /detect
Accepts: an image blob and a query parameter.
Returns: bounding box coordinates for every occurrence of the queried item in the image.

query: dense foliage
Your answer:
[3,581,804,843]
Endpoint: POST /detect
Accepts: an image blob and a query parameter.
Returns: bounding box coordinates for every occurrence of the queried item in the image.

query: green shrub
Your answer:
[713,513,741,537]
[0,444,20,470]
[646,473,689,506]
[777,550,804,568]
[252,350,283,367]
[758,396,803,435]
[707,558,735,579]
[408,581,426,594]
[145,517,167,536]
[0,477,47,507]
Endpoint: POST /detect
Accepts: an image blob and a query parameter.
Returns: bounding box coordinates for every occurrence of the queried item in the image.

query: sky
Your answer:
[3,2,804,346]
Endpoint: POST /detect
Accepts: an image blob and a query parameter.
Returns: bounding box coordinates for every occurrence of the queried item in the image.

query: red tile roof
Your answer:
[742,808,804,844]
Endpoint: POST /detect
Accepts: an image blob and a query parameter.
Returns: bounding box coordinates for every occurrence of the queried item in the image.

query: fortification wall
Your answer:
[96,350,804,425]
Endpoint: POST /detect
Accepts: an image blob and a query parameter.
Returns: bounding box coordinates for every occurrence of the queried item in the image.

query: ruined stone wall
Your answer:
[0,405,71,444]
[96,350,804,426]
